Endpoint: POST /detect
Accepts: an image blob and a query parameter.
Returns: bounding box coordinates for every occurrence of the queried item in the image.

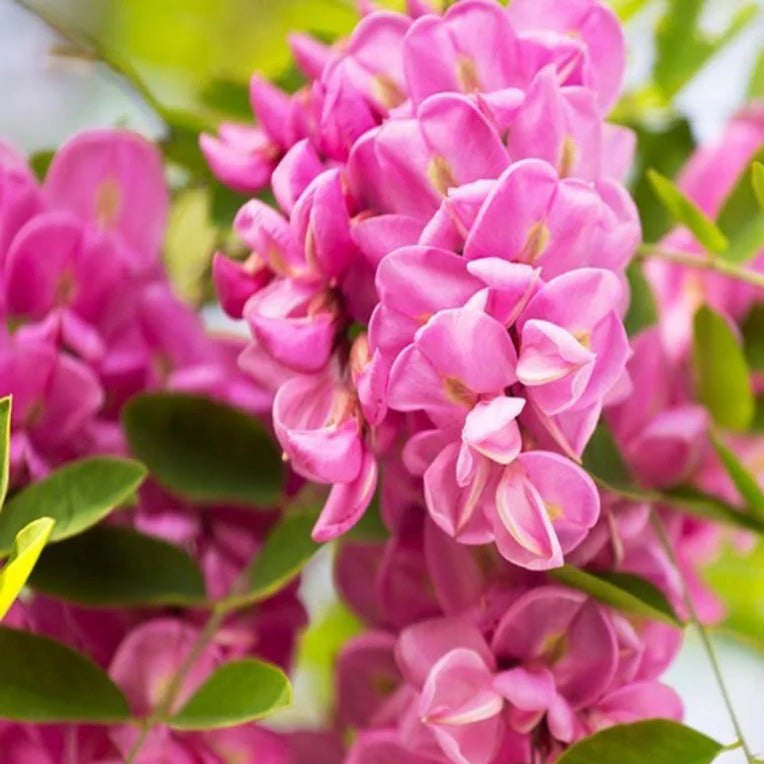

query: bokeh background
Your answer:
[2,0,764,759]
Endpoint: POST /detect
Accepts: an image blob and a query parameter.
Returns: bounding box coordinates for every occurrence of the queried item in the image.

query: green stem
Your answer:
[637,244,764,290]
[651,513,755,764]
[123,605,227,764]
[12,0,166,123]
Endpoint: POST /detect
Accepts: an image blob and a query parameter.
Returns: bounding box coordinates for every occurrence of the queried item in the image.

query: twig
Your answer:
[651,512,755,764]
[637,244,764,291]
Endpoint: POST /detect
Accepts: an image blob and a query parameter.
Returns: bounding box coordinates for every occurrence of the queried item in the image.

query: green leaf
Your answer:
[19,0,357,129]
[647,169,728,254]
[581,427,764,535]
[164,187,218,305]
[717,151,764,264]
[556,720,723,764]
[29,526,206,607]
[0,517,54,620]
[711,435,764,522]
[692,305,754,431]
[169,658,291,730]
[705,540,764,652]
[0,457,147,558]
[609,0,651,21]
[661,485,764,534]
[653,0,757,101]
[742,304,764,371]
[550,566,682,626]
[754,161,764,212]
[123,393,283,507]
[0,396,11,508]
[624,262,658,335]
[749,46,764,100]
[581,424,634,494]
[226,509,319,608]
[0,626,130,723]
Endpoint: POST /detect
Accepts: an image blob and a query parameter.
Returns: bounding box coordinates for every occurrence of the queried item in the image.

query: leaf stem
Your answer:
[637,244,764,290]
[11,0,168,124]
[123,604,227,764]
[651,512,755,764]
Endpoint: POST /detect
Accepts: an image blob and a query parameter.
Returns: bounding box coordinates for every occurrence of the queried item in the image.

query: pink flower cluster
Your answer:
[207,0,641,570]
[200,1,707,762]
[0,132,317,763]
[0,129,266,486]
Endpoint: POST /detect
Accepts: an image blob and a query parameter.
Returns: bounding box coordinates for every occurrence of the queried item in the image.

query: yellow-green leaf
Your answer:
[754,161,764,212]
[169,659,291,730]
[692,305,754,431]
[0,396,10,508]
[0,457,146,558]
[647,169,728,254]
[0,517,54,620]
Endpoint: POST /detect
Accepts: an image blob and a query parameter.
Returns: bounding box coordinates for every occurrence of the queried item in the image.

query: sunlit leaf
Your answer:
[556,720,723,764]
[706,540,764,652]
[654,0,757,101]
[0,457,147,558]
[29,526,206,607]
[754,161,764,212]
[692,305,754,431]
[550,566,682,626]
[0,626,130,723]
[711,434,764,522]
[647,169,728,254]
[717,151,764,264]
[0,518,54,620]
[123,393,283,507]
[749,46,764,100]
[169,659,291,730]
[163,187,218,304]
[0,396,10,508]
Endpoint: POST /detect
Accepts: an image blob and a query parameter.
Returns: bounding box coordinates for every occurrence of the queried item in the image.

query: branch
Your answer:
[637,244,764,290]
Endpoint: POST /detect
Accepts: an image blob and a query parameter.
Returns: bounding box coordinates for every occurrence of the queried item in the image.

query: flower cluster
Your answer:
[0,129,266,486]
[202,1,705,762]
[0,131,314,763]
[208,0,640,567]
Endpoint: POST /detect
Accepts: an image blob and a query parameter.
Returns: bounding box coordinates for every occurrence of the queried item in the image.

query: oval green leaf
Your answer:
[692,305,754,432]
[0,517,54,620]
[661,485,764,534]
[225,510,319,609]
[556,720,723,764]
[754,161,764,212]
[712,434,764,522]
[123,393,283,507]
[169,658,291,730]
[550,566,682,626]
[717,153,764,264]
[647,169,728,254]
[0,626,130,723]
[29,525,206,607]
[0,396,10,508]
[0,457,147,558]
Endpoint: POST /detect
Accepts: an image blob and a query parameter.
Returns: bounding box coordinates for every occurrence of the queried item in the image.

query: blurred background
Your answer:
[2,0,764,759]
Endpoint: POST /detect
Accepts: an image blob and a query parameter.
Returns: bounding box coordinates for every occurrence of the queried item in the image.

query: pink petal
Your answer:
[313,451,378,542]
[44,128,168,266]
[462,396,525,464]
